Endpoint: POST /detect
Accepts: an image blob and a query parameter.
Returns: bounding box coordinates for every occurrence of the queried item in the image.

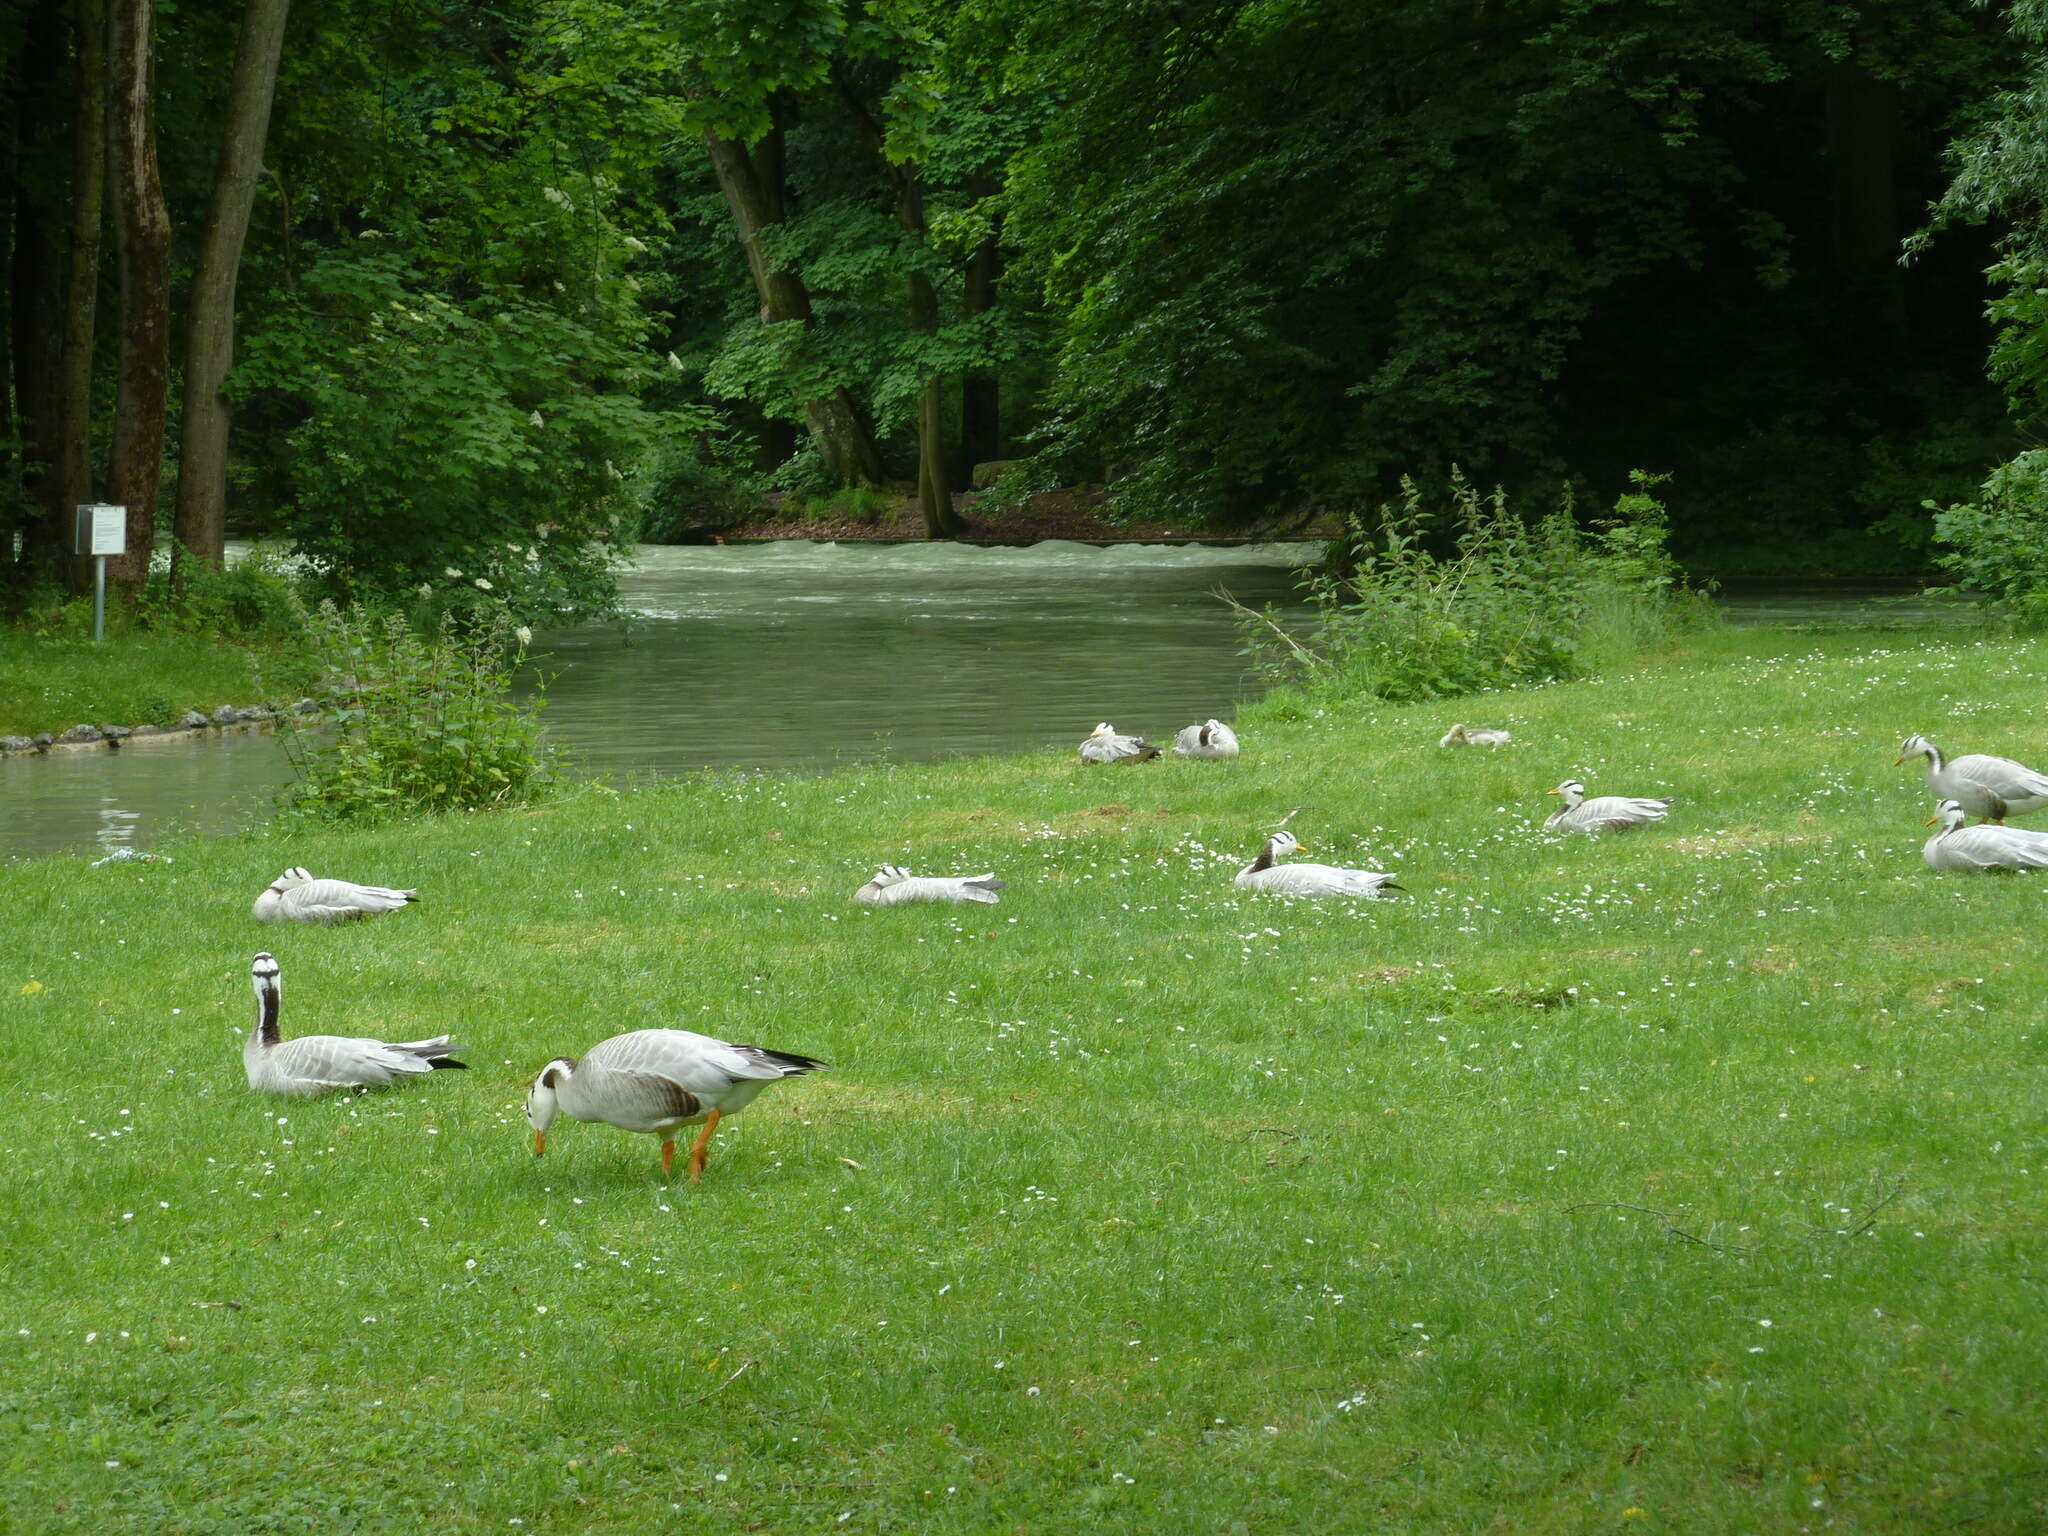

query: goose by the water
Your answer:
[1896,735,2048,823]
[1174,719,1240,759]
[1543,780,1671,835]
[1922,798,2048,872]
[1234,830,1401,899]
[1440,724,1510,747]
[526,1029,826,1182]
[853,865,1006,906]
[242,953,465,1097]
[254,867,418,924]
[1079,723,1160,765]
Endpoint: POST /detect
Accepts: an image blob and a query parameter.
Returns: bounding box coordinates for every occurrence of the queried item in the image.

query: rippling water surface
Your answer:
[0,540,1319,862]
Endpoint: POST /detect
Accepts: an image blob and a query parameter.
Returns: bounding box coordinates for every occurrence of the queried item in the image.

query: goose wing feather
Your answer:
[286,879,418,922]
[1951,754,2048,807]
[259,1033,455,1093]
[1929,824,2048,872]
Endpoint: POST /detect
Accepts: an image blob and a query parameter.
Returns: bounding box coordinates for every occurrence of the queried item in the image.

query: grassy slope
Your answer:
[2,626,2042,1533]
[0,630,318,738]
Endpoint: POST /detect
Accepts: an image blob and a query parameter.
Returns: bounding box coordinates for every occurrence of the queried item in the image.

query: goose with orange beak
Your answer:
[1233,829,1401,898]
[1922,797,2048,872]
[1543,779,1671,835]
[526,1029,826,1182]
[1896,735,2048,823]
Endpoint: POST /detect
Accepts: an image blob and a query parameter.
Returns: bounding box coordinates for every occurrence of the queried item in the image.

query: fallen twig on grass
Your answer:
[1563,1201,1755,1256]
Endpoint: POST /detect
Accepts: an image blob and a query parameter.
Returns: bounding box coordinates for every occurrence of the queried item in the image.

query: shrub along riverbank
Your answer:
[5,623,2042,1531]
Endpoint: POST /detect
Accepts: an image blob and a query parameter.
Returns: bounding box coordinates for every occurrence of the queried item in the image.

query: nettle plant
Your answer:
[1245,469,1694,705]
[284,600,550,824]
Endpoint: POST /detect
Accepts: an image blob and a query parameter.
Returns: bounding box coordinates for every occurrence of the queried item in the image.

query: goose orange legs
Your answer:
[687,1108,723,1185]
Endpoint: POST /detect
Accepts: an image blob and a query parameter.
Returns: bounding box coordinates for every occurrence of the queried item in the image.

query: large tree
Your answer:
[105,0,172,597]
[171,0,291,585]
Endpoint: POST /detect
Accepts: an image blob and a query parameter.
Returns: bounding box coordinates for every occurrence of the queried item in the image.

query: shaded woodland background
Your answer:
[5,0,2048,619]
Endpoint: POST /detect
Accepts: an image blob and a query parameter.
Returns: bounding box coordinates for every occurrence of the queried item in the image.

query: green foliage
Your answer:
[284,601,552,825]
[236,251,647,626]
[138,545,304,642]
[1248,471,1702,706]
[1929,449,2048,627]
[633,429,763,543]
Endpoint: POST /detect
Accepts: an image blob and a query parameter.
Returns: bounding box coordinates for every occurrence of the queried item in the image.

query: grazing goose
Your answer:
[526,1029,826,1182]
[1234,830,1401,899]
[1439,723,1511,747]
[1079,723,1161,765]
[253,867,418,924]
[242,953,465,1097]
[1174,719,1240,759]
[1922,798,2048,872]
[853,864,1006,906]
[1896,735,2048,823]
[1543,779,1671,835]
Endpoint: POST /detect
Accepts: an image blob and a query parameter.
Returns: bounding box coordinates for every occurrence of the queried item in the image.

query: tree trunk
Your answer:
[894,168,961,539]
[8,0,71,594]
[172,0,291,587]
[106,0,172,598]
[960,177,1001,471]
[53,0,107,595]
[702,126,886,488]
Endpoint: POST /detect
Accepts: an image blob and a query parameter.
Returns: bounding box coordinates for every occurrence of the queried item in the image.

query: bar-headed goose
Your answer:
[1174,719,1240,759]
[526,1029,826,1182]
[1923,798,2048,872]
[254,867,418,924]
[1440,723,1511,747]
[853,865,1006,906]
[1234,830,1401,898]
[1079,723,1160,764]
[1896,735,2048,823]
[1543,779,1671,835]
[242,953,465,1097]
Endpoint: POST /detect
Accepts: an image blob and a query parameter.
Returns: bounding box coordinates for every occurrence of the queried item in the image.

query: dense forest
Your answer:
[4,0,2048,618]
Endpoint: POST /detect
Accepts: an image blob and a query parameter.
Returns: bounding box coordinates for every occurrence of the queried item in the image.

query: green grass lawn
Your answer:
[0,628,318,738]
[3,624,2043,1532]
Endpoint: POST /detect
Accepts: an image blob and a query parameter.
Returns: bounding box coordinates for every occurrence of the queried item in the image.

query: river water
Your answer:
[0,541,1318,863]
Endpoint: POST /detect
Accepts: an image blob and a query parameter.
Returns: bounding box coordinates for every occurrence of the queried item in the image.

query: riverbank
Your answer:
[713,485,1341,544]
[5,622,2039,1531]
[0,626,320,741]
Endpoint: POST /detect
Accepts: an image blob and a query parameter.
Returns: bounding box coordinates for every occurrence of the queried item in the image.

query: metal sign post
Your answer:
[73,504,127,643]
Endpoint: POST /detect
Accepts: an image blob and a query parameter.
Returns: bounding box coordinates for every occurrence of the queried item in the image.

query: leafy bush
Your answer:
[138,545,304,641]
[283,601,551,824]
[1242,470,1703,706]
[634,432,762,543]
[1929,451,2048,627]
[235,249,653,626]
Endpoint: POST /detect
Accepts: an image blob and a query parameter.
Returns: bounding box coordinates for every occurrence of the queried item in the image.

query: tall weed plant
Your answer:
[284,601,551,824]
[1246,470,1704,707]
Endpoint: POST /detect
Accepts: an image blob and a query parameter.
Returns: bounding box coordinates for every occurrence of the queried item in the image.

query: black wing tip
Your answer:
[429,1056,468,1070]
[749,1047,829,1075]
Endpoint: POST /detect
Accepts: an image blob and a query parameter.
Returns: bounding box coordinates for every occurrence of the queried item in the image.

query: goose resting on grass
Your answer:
[243,953,465,1097]
[1174,719,1240,759]
[853,865,1006,906]
[254,867,418,924]
[1896,735,2048,823]
[1439,724,1511,747]
[1079,723,1161,765]
[526,1029,826,1182]
[1922,798,2048,872]
[1234,830,1401,899]
[1543,779,1671,835]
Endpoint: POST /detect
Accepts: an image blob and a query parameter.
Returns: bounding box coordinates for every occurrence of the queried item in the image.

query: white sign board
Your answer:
[74,504,127,557]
